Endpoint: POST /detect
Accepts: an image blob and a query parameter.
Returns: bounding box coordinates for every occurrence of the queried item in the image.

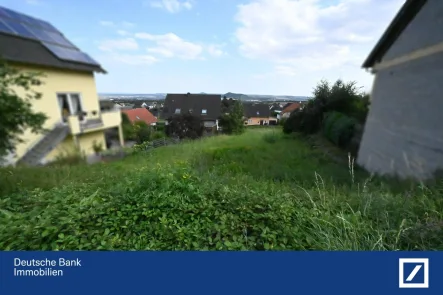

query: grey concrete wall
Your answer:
[357,51,443,180]
[383,0,443,61]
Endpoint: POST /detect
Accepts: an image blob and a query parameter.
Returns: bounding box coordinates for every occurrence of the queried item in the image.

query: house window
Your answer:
[57,93,85,123]
[256,111,260,115]
[248,119,252,123]
[175,108,181,114]
[202,109,207,114]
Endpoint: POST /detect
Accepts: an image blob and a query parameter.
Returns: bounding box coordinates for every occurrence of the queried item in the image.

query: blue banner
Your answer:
[1,251,441,294]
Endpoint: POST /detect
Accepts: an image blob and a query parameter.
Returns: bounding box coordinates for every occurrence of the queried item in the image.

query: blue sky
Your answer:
[1,0,404,95]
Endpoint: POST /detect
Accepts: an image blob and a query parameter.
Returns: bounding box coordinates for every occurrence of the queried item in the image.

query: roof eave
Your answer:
[96,67,107,74]
[362,0,427,68]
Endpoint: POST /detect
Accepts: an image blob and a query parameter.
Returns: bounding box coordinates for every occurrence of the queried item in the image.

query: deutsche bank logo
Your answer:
[399,258,429,288]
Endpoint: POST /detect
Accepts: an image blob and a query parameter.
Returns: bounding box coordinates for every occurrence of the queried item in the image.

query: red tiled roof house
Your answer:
[122,108,157,126]
[280,103,301,119]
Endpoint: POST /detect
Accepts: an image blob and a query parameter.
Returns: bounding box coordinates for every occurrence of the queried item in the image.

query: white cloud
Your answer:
[235,0,404,73]
[117,30,129,36]
[107,54,158,65]
[135,32,203,59]
[274,65,297,76]
[100,21,136,28]
[100,21,115,27]
[122,21,136,28]
[97,36,158,66]
[98,38,139,52]
[207,44,226,57]
[148,0,194,13]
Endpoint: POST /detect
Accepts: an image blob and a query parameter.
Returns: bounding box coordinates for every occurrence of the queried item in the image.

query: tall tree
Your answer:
[0,61,47,159]
[219,100,245,135]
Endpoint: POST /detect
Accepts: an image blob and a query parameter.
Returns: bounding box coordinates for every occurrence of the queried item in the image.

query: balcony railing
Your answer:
[68,110,121,135]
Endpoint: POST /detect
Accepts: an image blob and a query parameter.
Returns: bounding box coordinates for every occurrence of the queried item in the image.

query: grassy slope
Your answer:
[0,129,442,250]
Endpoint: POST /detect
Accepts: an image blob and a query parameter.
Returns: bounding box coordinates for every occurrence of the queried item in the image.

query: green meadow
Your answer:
[1,129,442,250]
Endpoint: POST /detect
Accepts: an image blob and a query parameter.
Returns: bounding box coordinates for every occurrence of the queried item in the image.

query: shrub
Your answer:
[156,123,165,133]
[323,111,357,148]
[166,113,204,139]
[92,140,103,155]
[133,121,152,144]
[132,141,151,152]
[151,131,165,140]
[121,113,135,141]
[49,147,86,166]
[283,79,369,139]
[219,100,245,135]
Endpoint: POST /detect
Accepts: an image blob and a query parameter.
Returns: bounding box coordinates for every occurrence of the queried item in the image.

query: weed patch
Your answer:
[0,129,442,250]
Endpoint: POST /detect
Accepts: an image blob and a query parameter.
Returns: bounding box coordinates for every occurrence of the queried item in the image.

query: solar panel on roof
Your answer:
[46,31,75,48]
[25,26,53,42]
[0,7,10,18]
[0,5,100,67]
[37,20,58,32]
[24,17,40,27]
[0,19,13,34]
[83,54,100,65]
[43,43,100,66]
[2,19,35,39]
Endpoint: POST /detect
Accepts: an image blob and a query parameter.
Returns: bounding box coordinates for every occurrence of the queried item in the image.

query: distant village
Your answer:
[100,93,309,125]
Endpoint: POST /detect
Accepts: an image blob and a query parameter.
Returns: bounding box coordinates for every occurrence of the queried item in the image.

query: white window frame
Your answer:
[202,109,207,115]
[175,108,181,114]
[57,92,85,123]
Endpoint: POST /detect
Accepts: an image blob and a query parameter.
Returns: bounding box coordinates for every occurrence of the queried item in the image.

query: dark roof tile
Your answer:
[243,103,271,118]
[163,93,221,120]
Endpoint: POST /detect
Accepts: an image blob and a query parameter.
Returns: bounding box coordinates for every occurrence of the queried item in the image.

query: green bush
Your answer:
[323,111,357,148]
[279,117,287,126]
[156,123,165,133]
[151,131,165,140]
[132,141,151,152]
[133,121,152,144]
[283,79,368,136]
[166,113,204,139]
[48,148,86,167]
[219,100,245,135]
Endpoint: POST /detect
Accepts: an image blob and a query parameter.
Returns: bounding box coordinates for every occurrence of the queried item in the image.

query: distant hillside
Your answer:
[223,92,250,100]
[99,92,310,102]
[223,92,310,102]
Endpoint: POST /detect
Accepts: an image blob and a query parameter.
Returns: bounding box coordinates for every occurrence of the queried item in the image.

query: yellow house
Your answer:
[0,6,124,166]
[243,103,277,126]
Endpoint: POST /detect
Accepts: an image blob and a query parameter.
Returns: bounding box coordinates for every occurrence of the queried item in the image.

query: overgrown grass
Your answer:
[0,129,442,250]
